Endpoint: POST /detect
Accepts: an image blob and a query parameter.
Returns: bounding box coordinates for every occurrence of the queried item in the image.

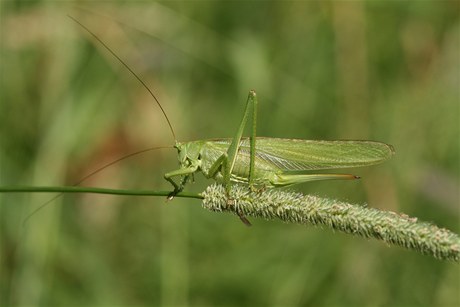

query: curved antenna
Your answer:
[67,14,177,142]
[22,146,174,226]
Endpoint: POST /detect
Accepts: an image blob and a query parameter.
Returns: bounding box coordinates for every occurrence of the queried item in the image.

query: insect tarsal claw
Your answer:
[166,190,178,202]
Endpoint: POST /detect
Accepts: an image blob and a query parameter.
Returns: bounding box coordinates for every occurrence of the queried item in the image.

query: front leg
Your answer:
[164,165,198,200]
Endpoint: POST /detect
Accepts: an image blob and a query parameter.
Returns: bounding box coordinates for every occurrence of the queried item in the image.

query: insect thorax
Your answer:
[175,141,204,168]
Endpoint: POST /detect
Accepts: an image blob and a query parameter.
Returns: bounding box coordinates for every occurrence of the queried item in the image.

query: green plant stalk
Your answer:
[202,184,460,262]
[0,186,203,199]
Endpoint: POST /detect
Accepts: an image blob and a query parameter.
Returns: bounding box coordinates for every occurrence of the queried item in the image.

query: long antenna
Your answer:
[22,146,173,226]
[67,14,177,142]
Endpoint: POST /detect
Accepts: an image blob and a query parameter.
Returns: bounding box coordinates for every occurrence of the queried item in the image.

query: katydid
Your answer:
[164,90,393,224]
[165,90,394,195]
[66,17,395,225]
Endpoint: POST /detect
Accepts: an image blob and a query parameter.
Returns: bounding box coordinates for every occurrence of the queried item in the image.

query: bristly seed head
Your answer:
[202,184,460,262]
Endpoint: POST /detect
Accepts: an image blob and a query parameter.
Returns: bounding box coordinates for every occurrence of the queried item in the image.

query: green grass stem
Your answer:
[0,186,203,199]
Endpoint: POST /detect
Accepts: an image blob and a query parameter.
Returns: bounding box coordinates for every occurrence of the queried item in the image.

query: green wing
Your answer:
[211,138,394,171]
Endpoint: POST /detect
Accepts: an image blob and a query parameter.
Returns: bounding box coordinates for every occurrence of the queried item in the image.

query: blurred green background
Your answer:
[1,1,459,306]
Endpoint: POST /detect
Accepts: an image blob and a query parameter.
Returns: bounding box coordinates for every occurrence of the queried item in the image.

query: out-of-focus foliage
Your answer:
[1,1,458,306]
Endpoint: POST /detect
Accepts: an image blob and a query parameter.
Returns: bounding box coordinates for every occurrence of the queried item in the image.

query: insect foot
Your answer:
[250,185,266,195]
[166,189,180,202]
[207,185,252,226]
[166,193,175,201]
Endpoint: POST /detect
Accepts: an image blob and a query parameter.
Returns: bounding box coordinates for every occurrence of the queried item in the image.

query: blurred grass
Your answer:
[1,1,459,306]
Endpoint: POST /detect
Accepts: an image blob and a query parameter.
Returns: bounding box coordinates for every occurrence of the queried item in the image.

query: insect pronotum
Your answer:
[64,16,395,225]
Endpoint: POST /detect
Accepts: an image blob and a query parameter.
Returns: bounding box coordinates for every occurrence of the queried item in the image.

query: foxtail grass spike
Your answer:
[202,184,460,262]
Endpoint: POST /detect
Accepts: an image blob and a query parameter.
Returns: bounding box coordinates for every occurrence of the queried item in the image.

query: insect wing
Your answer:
[211,138,394,171]
[252,138,394,171]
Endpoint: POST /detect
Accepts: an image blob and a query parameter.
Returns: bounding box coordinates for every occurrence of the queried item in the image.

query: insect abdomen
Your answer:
[199,141,276,186]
